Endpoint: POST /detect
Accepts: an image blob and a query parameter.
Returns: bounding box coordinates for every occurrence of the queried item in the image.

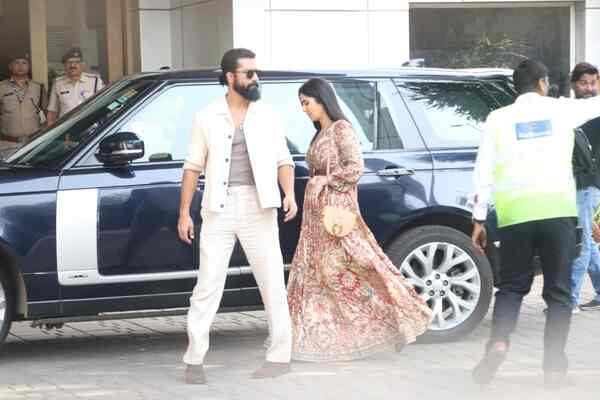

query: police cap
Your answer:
[62,47,83,64]
[10,52,30,63]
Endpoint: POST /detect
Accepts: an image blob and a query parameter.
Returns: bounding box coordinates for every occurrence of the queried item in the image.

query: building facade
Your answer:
[137,0,600,95]
[2,0,599,93]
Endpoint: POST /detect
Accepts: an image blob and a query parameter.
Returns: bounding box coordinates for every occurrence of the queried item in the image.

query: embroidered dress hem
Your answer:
[291,333,407,362]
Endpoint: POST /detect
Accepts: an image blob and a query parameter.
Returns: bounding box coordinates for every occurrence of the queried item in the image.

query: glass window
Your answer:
[374,80,425,150]
[331,81,376,151]
[47,0,109,82]
[6,79,156,168]
[259,82,315,155]
[483,80,517,107]
[409,7,570,96]
[376,87,404,150]
[115,84,225,163]
[396,80,500,148]
[261,80,378,154]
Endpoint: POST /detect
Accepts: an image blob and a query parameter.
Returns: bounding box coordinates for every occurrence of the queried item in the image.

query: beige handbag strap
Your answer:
[324,122,336,206]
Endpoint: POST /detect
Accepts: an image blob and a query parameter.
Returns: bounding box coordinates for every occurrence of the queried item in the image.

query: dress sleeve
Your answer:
[327,120,364,192]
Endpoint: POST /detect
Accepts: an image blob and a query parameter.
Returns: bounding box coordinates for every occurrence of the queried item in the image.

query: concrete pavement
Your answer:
[0,276,598,400]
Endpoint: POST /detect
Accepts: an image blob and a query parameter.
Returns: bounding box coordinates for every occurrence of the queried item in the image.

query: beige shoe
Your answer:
[251,362,291,379]
[185,364,206,384]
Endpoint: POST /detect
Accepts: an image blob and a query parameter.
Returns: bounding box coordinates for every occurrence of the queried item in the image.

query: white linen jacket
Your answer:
[183,96,294,212]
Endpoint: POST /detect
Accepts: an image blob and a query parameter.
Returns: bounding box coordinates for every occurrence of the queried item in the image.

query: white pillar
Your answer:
[585,0,600,67]
[368,0,410,67]
[231,0,410,69]
[138,0,172,71]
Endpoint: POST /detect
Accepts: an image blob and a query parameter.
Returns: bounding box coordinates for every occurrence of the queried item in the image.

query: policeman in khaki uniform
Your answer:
[0,53,47,158]
[47,48,104,125]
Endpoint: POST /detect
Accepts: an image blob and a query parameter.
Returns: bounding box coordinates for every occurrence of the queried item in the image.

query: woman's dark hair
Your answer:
[219,48,256,86]
[298,78,348,138]
[513,59,548,94]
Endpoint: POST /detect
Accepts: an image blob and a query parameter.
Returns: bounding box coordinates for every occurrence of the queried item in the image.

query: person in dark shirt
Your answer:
[570,62,600,311]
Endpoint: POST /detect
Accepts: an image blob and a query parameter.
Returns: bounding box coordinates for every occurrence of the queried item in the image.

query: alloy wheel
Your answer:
[399,242,481,331]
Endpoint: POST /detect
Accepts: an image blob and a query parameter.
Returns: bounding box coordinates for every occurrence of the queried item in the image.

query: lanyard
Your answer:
[10,80,28,103]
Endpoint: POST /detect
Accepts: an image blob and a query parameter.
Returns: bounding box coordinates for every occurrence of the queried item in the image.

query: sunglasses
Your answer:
[235,69,261,79]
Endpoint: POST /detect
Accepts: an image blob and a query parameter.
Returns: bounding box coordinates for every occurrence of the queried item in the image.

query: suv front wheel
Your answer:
[387,225,493,343]
[0,268,14,349]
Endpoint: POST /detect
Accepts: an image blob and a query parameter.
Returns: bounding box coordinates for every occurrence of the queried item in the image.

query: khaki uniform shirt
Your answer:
[0,79,47,155]
[48,73,105,118]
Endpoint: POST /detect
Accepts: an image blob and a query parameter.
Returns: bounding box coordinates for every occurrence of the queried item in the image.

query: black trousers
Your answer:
[491,217,576,373]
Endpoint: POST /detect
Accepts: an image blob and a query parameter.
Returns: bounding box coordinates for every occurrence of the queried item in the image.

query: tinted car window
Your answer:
[261,80,377,154]
[396,80,500,148]
[484,80,517,107]
[259,82,314,154]
[7,79,157,167]
[121,84,224,163]
[375,80,425,150]
[332,81,376,151]
[80,84,225,165]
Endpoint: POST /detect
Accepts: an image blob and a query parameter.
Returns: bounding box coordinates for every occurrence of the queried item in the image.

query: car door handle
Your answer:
[376,167,415,177]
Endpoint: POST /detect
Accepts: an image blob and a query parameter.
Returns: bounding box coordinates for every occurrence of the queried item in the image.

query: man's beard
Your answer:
[233,80,260,102]
[576,91,597,99]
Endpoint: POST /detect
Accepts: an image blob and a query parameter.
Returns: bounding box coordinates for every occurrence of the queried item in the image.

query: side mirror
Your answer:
[96,132,144,165]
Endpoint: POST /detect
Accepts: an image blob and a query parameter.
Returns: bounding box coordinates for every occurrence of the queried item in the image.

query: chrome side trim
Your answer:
[58,267,241,286]
[239,264,292,275]
[58,269,198,286]
[58,264,286,286]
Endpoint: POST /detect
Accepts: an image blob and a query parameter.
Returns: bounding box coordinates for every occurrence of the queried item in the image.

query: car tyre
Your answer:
[386,225,493,343]
[0,268,14,350]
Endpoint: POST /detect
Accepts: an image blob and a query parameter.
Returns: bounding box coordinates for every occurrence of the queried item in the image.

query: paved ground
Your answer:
[0,276,598,400]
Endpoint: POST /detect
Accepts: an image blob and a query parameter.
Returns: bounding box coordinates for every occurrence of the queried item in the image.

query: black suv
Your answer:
[0,68,516,349]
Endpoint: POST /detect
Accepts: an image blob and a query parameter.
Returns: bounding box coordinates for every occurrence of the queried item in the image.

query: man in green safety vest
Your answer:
[471,59,600,388]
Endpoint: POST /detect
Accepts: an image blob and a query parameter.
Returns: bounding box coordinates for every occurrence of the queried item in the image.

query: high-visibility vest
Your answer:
[493,118,577,228]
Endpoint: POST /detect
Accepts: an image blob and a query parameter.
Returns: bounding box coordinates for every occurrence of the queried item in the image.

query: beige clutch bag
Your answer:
[322,204,357,237]
[320,129,357,238]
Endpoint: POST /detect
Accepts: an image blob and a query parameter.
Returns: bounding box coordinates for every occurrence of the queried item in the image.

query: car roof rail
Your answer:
[402,58,425,67]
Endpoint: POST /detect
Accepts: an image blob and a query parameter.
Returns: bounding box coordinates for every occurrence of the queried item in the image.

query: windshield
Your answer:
[6,78,157,168]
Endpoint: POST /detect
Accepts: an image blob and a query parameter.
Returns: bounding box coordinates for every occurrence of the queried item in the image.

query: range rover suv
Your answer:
[0,68,516,349]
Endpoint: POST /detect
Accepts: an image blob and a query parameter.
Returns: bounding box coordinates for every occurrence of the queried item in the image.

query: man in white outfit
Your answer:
[177,48,297,384]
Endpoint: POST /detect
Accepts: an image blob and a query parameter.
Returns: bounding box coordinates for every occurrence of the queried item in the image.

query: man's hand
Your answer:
[471,221,487,254]
[282,194,298,222]
[178,213,195,245]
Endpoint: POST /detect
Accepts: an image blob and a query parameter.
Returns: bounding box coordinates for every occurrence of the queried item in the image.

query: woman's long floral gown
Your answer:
[287,120,433,362]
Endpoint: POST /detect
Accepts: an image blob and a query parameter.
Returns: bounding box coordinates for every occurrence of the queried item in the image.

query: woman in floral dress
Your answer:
[287,78,432,362]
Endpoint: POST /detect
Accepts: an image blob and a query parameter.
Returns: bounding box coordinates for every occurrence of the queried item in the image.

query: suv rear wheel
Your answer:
[387,225,493,343]
[0,268,14,349]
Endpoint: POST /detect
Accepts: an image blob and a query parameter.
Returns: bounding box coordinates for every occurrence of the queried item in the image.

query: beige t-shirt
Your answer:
[228,126,255,186]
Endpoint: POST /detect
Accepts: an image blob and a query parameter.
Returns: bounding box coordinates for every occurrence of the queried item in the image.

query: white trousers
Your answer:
[183,185,292,364]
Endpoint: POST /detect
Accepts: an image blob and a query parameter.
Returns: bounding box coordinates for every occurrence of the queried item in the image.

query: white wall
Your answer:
[138,0,590,72]
[139,0,233,71]
[585,0,600,68]
[139,0,172,70]
[232,0,410,69]
[179,0,233,68]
